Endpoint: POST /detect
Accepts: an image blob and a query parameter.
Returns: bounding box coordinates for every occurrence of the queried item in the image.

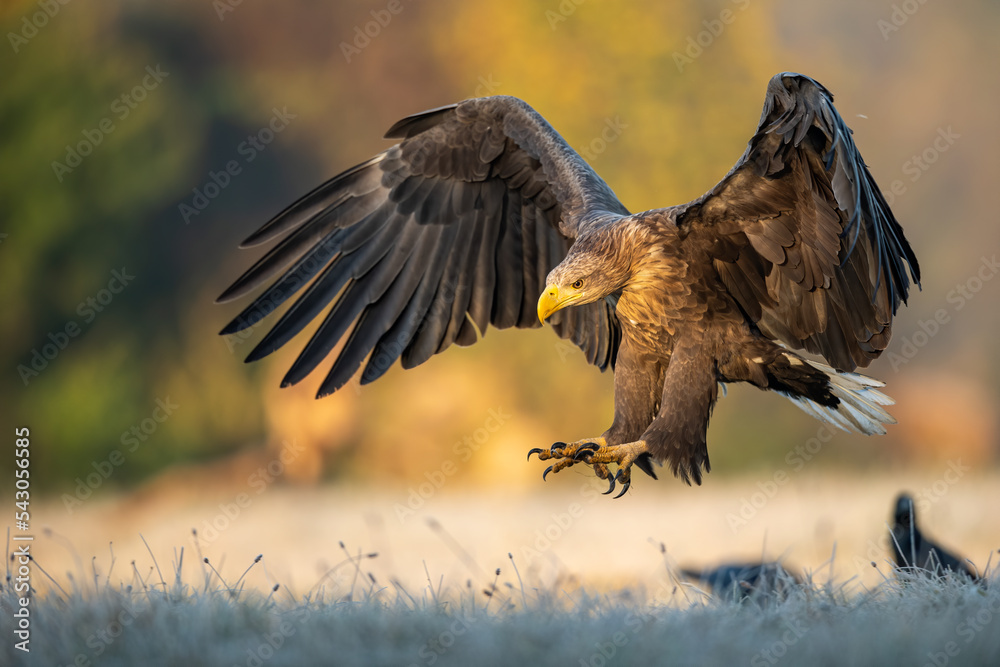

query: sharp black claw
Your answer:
[542,465,554,481]
[613,471,631,499]
[602,475,617,495]
[572,449,592,462]
[549,441,566,452]
[527,448,543,461]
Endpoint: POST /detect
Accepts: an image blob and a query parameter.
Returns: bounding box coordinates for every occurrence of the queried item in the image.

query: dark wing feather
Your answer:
[218,96,627,396]
[678,73,920,371]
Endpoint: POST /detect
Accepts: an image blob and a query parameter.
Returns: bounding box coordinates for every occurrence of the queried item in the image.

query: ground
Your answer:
[5,470,998,665]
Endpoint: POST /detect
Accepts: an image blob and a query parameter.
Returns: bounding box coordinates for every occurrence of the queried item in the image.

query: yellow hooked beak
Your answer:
[537,284,581,323]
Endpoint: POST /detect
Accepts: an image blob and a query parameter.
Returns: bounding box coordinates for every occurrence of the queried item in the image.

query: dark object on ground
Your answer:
[219,73,920,493]
[679,562,800,601]
[890,493,980,581]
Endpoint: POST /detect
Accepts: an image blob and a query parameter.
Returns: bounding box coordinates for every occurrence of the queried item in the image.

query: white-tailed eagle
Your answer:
[218,73,920,496]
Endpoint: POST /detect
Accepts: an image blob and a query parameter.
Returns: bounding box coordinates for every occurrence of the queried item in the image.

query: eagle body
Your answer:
[219,73,920,492]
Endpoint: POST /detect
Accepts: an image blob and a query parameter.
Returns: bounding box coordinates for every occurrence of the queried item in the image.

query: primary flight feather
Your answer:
[218,73,920,495]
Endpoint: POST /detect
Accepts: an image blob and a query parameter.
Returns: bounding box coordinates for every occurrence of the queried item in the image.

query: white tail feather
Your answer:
[782,357,896,436]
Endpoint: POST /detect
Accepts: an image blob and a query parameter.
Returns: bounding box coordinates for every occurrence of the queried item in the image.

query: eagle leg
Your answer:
[528,438,609,481]
[576,440,652,498]
[529,438,652,497]
[528,437,607,463]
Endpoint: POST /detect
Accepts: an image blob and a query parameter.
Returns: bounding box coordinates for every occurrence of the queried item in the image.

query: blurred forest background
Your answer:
[2,0,998,500]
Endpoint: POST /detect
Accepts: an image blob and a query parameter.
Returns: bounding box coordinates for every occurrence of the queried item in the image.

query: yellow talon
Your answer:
[528,438,652,497]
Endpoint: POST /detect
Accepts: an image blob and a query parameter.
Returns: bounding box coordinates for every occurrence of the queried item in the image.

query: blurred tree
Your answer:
[1,0,995,495]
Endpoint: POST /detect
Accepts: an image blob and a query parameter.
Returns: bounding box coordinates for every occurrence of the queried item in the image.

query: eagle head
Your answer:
[537,234,628,323]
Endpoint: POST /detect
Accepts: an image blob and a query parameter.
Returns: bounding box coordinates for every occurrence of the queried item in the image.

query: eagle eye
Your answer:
[571,279,584,290]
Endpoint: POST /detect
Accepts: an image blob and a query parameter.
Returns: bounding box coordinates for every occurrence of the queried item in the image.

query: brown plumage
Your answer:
[890,493,979,581]
[218,73,919,493]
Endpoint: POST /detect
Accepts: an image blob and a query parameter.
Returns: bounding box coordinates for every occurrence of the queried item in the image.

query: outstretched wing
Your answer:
[678,73,921,371]
[218,96,627,396]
